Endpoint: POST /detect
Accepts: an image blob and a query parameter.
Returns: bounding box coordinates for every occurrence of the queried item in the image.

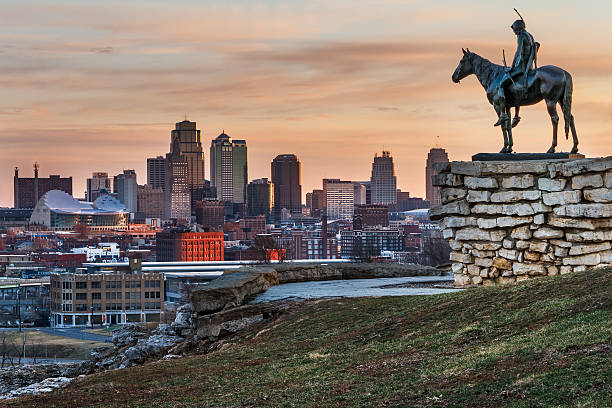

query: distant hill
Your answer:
[12,268,612,407]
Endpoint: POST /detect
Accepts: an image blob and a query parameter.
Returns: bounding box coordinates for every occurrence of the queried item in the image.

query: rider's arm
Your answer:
[511,33,525,70]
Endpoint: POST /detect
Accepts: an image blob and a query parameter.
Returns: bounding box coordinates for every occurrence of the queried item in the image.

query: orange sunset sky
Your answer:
[2,1,612,207]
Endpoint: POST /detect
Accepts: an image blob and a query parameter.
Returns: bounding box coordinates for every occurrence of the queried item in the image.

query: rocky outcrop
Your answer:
[0,363,79,397]
[1,376,76,400]
[190,269,279,314]
[273,263,441,283]
[431,157,612,286]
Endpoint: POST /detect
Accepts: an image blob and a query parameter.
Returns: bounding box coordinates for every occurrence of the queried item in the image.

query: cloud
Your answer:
[90,46,114,54]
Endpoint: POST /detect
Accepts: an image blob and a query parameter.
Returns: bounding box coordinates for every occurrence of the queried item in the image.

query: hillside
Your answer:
[10,268,612,407]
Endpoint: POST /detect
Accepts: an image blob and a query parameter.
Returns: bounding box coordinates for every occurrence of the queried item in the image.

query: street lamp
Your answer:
[90,306,94,329]
[16,286,21,333]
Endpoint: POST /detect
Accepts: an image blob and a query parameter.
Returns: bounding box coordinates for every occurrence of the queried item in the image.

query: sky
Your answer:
[2,0,612,207]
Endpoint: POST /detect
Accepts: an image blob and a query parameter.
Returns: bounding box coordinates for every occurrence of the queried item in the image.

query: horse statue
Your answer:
[452,49,578,154]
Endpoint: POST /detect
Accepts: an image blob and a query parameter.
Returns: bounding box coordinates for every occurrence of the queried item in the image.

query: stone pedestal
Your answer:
[429,157,612,286]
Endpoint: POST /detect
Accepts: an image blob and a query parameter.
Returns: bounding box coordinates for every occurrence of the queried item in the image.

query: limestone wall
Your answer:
[429,157,612,286]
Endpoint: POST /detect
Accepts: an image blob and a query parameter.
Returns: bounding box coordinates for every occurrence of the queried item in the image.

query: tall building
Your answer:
[247,178,274,222]
[353,204,389,230]
[137,184,164,219]
[156,231,224,261]
[325,180,355,220]
[425,148,449,208]
[306,189,324,218]
[13,164,72,209]
[170,120,205,190]
[147,156,166,190]
[195,200,225,230]
[271,154,302,221]
[210,132,247,204]
[353,182,367,205]
[113,170,138,214]
[370,151,397,205]
[86,172,111,202]
[164,136,191,221]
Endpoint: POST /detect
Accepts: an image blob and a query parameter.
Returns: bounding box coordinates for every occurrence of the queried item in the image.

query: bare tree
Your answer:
[420,235,451,267]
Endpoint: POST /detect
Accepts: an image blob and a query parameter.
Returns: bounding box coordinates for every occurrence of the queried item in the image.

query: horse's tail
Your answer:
[562,72,573,140]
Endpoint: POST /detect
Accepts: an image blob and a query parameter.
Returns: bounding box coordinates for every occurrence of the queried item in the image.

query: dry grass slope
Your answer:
[9,268,612,407]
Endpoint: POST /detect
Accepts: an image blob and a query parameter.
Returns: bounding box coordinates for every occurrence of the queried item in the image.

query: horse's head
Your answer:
[452,48,474,83]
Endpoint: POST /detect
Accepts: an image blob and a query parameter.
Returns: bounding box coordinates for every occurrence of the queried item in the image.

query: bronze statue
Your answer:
[451,10,578,154]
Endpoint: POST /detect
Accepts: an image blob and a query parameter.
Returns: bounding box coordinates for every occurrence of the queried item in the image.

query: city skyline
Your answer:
[3,1,612,207]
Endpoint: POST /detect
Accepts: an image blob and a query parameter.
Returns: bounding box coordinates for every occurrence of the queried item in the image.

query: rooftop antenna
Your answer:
[184,112,187,121]
[435,135,441,148]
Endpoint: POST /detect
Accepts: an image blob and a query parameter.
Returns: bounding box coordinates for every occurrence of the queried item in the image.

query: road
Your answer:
[2,327,112,343]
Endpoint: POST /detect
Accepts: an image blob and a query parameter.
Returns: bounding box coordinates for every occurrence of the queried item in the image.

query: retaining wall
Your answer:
[429,157,612,286]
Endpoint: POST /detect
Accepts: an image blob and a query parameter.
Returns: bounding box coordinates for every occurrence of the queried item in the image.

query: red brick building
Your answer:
[156,231,224,261]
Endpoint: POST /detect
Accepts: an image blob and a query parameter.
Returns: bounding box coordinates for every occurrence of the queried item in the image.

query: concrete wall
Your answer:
[429,157,612,286]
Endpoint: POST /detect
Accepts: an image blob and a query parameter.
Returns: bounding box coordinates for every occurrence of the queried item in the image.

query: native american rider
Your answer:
[494,19,539,127]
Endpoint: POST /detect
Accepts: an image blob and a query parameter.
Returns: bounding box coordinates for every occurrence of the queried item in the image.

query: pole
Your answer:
[17,286,21,333]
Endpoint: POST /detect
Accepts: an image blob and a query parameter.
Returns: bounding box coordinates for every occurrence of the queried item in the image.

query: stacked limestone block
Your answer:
[429,157,612,286]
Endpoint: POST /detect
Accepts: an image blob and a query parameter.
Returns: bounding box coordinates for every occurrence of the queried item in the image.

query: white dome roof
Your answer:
[94,194,126,212]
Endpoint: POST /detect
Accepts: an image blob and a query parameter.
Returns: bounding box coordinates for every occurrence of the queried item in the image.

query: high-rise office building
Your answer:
[370,151,397,205]
[306,189,324,218]
[210,132,247,204]
[137,184,164,219]
[170,120,206,190]
[353,182,367,205]
[165,136,191,220]
[425,147,449,208]
[147,156,166,190]
[113,170,138,214]
[195,200,225,230]
[271,154,302,220]
[13,164,72,209]
[86,172,111,202]
[325,180,355,220]
[247,178,274,222]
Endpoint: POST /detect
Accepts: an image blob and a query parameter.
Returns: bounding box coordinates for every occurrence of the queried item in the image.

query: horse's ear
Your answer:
[466,48,471,54]
[462,48,466,55]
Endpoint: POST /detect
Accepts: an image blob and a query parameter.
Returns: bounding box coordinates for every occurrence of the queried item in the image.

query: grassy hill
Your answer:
[11,268,611,407]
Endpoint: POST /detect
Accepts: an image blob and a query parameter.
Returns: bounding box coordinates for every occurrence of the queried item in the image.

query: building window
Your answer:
[145,280,150,288]
[62,282,72,289]
[156,291,160,299]
[92,293,101,300]
[145,292,149,299]
[91,281,101,289]
[106,292,111,300]
[75,282,87,289]
[75,293,87,300]
[93,303,101,311]
[62,293,72,301]
[75,304,88,311]
[125,281,131,289]
[117,292,122,300]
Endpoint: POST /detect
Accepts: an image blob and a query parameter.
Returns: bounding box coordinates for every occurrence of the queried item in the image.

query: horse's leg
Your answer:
[570,115,579,153]
[511,106,521,128]
[505,107,514,153]
[545,100,559,154]
[495,105,509,153]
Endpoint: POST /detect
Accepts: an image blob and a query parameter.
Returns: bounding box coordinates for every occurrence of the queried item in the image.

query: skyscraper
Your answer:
[137,184,164,220]
[147,156,166,190]
[247,178,274,222]
[165,135,191,220]
[370,151,397,205]
[86,172,111,202]
[170,120,206,191]
[210,132,247,204]
[271,154,302,221]
[425,147,449,208]
[113,170,138,214]
[325,180,355,220]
